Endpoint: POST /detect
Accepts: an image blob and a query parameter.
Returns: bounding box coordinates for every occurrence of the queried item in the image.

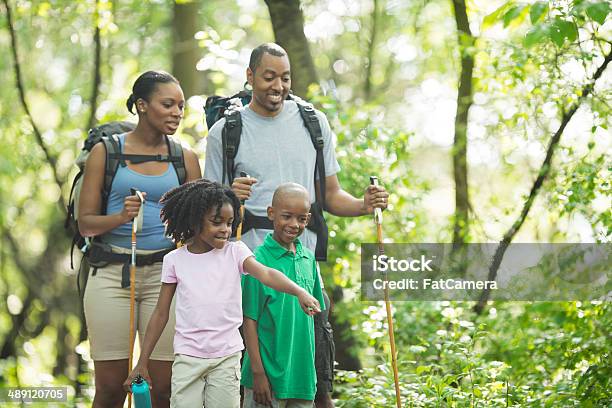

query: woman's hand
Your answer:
[123,362,152,393]
[120,191,147,223]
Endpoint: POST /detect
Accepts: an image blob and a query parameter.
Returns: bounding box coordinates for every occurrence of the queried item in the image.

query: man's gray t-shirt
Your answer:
[204,100,341,253]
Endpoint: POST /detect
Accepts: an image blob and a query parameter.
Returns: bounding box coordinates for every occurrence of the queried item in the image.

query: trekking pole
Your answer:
[370,176,401,408]
[236,171,250,240]
[128,188,145,408]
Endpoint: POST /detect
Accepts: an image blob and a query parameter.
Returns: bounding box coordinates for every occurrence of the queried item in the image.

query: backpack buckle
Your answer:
[314,136,324,149]
[226,112,239,128]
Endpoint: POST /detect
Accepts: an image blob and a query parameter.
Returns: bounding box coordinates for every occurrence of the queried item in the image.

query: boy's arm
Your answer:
[243,317,273,405]
[123,282,176,391]
[243,256,320,315]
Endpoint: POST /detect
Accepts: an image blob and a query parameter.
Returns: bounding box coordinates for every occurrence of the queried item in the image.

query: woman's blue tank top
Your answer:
[101,133,178,250]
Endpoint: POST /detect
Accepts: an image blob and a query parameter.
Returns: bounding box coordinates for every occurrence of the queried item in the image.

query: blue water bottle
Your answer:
[131,375,152,408]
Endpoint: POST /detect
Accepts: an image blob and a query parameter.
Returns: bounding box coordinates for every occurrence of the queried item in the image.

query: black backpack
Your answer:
[65,122,187,268]
[204,91,329,261]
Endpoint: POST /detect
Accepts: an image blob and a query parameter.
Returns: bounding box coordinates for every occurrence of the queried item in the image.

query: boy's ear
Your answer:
[267,206,274,221]
[246,67,254,86]
[306,212,311,224]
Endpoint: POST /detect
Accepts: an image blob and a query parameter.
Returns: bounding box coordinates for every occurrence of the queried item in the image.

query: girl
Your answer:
[123,179,320,408]
[78,71,201,407]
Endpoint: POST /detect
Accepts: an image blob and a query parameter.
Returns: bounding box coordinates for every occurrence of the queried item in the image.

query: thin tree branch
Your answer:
[474,49,612,314]
[2,0,65,209]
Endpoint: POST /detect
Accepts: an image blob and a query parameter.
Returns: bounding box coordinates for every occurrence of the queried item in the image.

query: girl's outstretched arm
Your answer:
[123,282,176,391]
[243,256,321,315]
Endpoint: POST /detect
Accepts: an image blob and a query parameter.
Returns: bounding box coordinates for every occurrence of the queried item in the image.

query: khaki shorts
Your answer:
[171,352,241,408]
[83,246,175,361]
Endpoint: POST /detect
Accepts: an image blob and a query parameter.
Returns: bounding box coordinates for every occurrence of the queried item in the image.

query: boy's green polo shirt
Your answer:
[241,233,325,400]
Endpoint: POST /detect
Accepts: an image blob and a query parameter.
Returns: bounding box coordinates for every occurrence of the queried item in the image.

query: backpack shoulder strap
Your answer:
[221,109,242,185]
[165,135,187,185]
[101,134,122,214]
[294,98,327,211]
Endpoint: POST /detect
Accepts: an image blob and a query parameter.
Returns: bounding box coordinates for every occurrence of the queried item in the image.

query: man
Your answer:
[204,43,388,408]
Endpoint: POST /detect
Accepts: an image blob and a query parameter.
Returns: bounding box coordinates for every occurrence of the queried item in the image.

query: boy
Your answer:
[242,183,326,408]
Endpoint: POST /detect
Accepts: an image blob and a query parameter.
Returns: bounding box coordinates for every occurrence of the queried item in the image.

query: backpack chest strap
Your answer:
[107,153,182,166]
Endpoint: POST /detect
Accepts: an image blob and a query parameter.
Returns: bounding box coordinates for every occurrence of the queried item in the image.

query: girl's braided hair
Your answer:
[160,179,241,244]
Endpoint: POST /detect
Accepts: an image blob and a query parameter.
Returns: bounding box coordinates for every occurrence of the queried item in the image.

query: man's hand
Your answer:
[252,371,273,406]
[362,184,389,215]
[231,176,258,201]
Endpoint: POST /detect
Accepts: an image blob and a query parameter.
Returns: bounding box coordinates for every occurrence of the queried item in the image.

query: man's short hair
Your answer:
[249,43,288,73]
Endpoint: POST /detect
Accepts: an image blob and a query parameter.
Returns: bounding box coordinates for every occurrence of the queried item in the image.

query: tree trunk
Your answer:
[172,1,203,99]
[364,0,380,100]
[451,0,474,247]
[87,0,101,130]
[264,0,318,97]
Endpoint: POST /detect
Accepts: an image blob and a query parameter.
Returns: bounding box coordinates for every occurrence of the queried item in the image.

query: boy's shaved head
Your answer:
[268,183,311,249]
[271,183,310,208]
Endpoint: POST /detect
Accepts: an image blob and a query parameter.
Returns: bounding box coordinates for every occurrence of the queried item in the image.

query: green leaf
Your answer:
[524,24,549,47]
[558,20,578,42]
[483,2,515,30]
[586,2,611,25]
[416,365,432,375]
[503,5,527,28]
[549,20,567,47]
[530,1,548,24]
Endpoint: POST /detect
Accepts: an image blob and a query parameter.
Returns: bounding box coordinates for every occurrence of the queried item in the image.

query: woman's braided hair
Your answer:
[160,179,241,244]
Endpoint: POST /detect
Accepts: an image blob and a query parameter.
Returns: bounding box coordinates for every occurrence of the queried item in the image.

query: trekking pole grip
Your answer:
[369,176,383,225]
[236,172,250,240]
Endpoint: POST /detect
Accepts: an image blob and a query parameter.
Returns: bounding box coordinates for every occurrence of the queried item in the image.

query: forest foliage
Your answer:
[0,0,610,406]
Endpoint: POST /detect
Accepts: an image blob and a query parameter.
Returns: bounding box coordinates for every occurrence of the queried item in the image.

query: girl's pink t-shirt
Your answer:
[161,241,253,358]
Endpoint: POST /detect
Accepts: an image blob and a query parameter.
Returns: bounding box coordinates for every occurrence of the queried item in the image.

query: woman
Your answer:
[79,70,201,408]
